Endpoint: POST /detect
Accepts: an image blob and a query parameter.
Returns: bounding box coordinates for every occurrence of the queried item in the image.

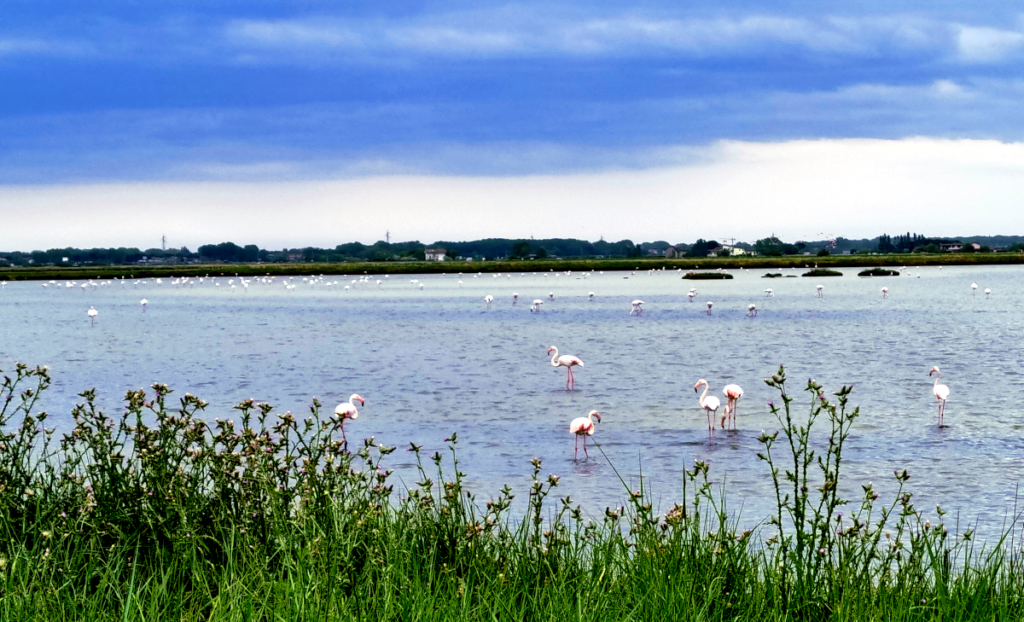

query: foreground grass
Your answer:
[3,252,1024,281]
[2,364,1023,621]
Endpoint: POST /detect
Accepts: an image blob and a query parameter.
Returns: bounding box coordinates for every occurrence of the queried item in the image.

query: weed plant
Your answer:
[1,363,1023,621]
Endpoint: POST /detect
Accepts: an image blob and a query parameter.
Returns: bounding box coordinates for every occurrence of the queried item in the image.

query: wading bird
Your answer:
[688,289,696,302]
[512,293,518,304]
[140,298,148,312]
[985,288,991,296]
[548,346,584,390]
[484,295,493,307]
[816,285,824,298]
[929,367,949,426]
[87,306,97,326]
[694,379,721,436]
[334,394,365,444]
[706,301,713,315]
[569,410,601,461]
[722,384,743,429]
[747,304,757,317]
[971,283,978,295]
[630,300,644,315]
[588,292,595,301]
[531,299,543,312]
[881,287,888,298]
[765,288,773,298]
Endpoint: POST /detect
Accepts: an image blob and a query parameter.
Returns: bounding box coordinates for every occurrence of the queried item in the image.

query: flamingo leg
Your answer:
[574,435,579,461]
[341,419,347,445]
[583,435,589,460]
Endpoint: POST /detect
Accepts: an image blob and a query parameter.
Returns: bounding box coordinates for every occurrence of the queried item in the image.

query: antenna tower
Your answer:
[161,235,166,251]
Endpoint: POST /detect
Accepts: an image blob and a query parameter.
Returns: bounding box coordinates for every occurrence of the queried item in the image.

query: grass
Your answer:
[3,251,1024,281]
[2,363,1024,621]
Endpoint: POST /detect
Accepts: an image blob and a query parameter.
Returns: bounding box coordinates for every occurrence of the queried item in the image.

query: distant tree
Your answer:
[686,239,710,257]
[817,248,830,257]
[535,247,548,258]
[754,237,798,256]
[510,241,532,258]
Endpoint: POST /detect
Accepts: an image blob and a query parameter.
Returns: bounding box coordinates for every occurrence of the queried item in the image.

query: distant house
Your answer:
[940,243,963,252]
[664,246,680,258]
[716,244,750,257]
[425,248,447,261]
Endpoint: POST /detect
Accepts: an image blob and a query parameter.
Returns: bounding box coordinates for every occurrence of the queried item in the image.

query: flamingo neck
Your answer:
[550,348,560,366]
[933,371,941,387]
[699,383,709,407]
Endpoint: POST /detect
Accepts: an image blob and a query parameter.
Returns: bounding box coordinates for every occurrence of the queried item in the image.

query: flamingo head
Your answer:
[546,346,556,355]
[588,410,602,423]
[928,366,939,376]
[694,379,707,392]
[350,394,365,406]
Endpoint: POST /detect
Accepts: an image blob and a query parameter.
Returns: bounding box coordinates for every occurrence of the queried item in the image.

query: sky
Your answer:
[3,1,1024,249]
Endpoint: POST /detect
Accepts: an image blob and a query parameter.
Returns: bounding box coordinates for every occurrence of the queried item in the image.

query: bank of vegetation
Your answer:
[2,363,1022,621]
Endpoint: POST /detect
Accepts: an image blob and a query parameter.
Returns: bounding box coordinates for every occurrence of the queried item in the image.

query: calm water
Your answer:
[2,266,1023,539]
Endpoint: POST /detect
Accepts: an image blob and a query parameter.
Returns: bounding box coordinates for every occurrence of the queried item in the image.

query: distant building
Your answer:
[425,248,447,261]
[716,244,750,256]
[940,243,963,252]
[664,247,680,258]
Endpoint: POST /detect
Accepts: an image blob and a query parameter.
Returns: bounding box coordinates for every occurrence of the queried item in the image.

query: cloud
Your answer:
[956,25,1024,62]
[4,138,1024,250]
[0,37,92,58]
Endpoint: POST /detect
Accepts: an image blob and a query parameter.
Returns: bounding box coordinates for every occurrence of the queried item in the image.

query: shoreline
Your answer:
[2,252,1022,281]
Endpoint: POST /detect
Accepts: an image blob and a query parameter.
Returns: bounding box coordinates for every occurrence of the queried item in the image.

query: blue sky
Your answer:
[3,1,1024,246]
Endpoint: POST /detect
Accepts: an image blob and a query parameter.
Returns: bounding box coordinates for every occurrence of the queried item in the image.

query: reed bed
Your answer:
[2,363,1023,621]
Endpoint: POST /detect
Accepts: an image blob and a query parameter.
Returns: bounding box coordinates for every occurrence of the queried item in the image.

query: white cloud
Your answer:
[4,138,1024,250]
[956,25,1024,62]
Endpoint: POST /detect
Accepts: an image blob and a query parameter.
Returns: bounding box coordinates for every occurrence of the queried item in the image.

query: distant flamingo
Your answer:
[747,304,757,317]
[334,394,365,444]
[87,306,97,326]
[548,346,584,390]
[688,289,696,302]
[630,300,644,315]
[985,288,991,296]
[549,292,555,301]
[816,285,824,298]
[140,298,148,312]
[531,299,543,312]
[706,301,713,315]
[694,379,721,436]
[512,292,518,304]
[765,288,773,297]
[881,287,888,298]
[721,384,743,429]
[484,295,493,307]
[929,367,949,426]
[569,410,602,461]
[588,292,595,301]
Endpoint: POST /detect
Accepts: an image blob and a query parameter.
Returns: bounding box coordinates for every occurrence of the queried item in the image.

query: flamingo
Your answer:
[706,301,713,315]
[694,379,721,436]
[816,285,824,298]
[985,288,991,296]
[87,306,98,326]
[140,298,148,312]
[721,384,743,429]
[549,292,555,301]
[334,394,365,444]
[881,287,888,298]
[531,299,543,312]
[747,304,757,317]
[569,410,602,461]
[971,283,978,295]
[512,292,518,304]
[688,289,696,302]
[630,300,644,315]
[548,346,584,390]
[765,288,773,298]
[588,292,595,301]
[484,295,493,307]
[928,367,949,426]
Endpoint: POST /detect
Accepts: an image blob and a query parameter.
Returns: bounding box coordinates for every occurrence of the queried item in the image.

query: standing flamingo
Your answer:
[971,283,978,295]
[87,306,98,326]
[816,285,824,298]
[688,289,696,302]
[548,346,584,390]
[512,293,518,304]
[549,292,555,301]
[929,367,949,426]
[334,394,365,444]
[141,298,148,312]
[569,410,602,461]
[588,292,595,301]
[630,300,644,315]
[694,379,721,436]
[721,384,743,429]
[985,288,991,296]
[531,299,544,312]
[881,287,888,298]
[747,304,757,317]
[765,288,774,298]
[484,295,494,307]
[706,301,713,315]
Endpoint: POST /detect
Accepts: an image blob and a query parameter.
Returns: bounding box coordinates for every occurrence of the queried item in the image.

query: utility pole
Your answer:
[161,235,166,251]
[386,231,390,244]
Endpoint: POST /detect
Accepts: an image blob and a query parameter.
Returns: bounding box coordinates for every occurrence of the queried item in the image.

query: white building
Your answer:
[425,248,447,261]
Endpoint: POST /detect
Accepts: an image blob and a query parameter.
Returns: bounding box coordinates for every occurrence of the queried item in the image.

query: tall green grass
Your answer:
[2,363,1023,621]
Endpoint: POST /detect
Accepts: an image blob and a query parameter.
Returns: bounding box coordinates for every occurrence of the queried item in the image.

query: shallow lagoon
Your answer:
[1,265,1022,539]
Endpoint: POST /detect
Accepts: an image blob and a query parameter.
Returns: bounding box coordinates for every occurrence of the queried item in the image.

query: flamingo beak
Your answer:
[594,413,601,423]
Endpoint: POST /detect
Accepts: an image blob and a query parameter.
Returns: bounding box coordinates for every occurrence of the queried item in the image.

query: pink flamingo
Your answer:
[721,384,743,429]
[694,379,721,436]
[929,367,949,426]
[334,394,365,443]
[548,346,584,390]
[569,409,602,461]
